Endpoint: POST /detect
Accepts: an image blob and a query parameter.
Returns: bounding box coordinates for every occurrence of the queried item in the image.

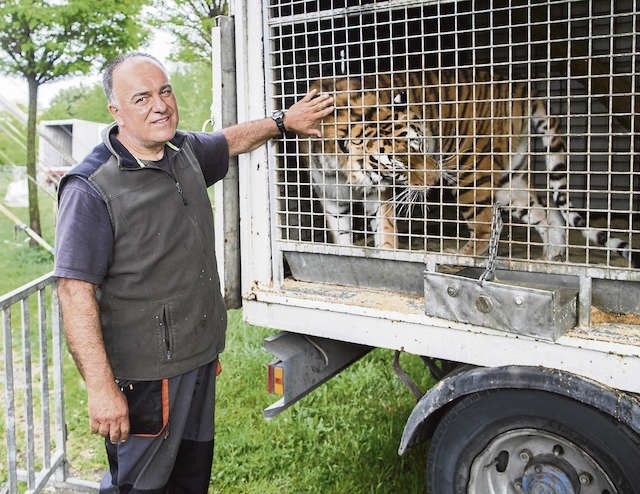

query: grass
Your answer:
[0,169,433,493]
[0,194,56,294]
[210,311,432,493]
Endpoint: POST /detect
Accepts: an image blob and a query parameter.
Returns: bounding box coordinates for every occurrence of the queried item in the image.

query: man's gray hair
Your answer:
[103,52,166,106]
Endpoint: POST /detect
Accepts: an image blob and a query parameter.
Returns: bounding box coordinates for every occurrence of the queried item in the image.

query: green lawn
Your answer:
[0,170,431,493]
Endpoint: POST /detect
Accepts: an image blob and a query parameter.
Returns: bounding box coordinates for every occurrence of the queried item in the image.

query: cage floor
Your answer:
[277,278,640,346]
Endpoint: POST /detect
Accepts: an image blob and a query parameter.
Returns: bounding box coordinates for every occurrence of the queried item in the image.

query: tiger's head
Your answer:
[336,106,442,191]
[306,78,443,192]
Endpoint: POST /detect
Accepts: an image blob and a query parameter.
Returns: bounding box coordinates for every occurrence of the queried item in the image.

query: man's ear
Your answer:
[108,104,121,124]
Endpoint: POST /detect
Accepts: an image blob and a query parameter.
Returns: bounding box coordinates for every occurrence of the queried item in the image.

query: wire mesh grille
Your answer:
[266,0,640,277]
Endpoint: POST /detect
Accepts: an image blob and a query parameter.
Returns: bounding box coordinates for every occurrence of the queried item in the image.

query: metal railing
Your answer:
[0,273,97,493]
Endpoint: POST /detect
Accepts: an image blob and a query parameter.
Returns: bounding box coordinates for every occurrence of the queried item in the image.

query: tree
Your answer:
[151,0,228,64]
[170,63,213,131]
[41,84,112,124]
[0,0,150,238]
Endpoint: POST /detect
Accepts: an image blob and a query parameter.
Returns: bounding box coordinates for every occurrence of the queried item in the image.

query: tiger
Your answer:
[301,75,440,249]
[302,71,639,267]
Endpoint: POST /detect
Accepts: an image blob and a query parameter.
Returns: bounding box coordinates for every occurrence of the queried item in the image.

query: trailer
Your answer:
[213,1,640,492]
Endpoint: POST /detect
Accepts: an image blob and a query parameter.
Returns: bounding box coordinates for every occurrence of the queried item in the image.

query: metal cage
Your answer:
[262,0,640,323]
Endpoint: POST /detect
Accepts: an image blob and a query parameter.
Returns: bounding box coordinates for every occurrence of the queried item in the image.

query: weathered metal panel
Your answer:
[243,285,640,394]
[424,269,578,341]
[263,332,371,418]
[398,365,640,454]
[592,279,640,316]
[285,251,423,294]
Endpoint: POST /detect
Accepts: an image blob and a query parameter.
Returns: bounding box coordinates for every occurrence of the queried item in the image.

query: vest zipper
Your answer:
[161,306,173,360]
[169,161,188,206]
[175,181,188,205]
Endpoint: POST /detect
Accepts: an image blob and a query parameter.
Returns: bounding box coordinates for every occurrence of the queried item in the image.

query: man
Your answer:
[54,52,333,493]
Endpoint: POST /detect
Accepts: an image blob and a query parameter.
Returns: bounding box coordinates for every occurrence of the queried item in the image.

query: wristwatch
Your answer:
[271,109,287,137]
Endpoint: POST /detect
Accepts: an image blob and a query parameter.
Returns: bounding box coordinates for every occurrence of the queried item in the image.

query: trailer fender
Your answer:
[398,364,640,455]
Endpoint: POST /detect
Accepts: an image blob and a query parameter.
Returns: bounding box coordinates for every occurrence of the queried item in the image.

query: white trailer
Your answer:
[214,1,640,492]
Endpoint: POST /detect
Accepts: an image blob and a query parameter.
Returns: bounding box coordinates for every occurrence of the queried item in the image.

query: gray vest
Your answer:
[85,127,226,379]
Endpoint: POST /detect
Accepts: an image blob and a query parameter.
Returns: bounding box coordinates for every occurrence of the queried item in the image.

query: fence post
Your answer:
[21,299,36,488]
[51,283,67,483]
[2,307,18,494]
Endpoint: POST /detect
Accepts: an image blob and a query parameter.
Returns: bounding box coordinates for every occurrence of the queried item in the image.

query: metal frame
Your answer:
[0,273,98,494]
[242,281,640,393]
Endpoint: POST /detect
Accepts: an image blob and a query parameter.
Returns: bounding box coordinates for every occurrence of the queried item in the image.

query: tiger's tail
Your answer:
[582,228,640,268]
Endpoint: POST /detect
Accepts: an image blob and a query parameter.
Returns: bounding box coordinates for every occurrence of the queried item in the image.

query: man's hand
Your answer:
[88,380,130,443]
[283,88,334,138]
[222,88,334,156]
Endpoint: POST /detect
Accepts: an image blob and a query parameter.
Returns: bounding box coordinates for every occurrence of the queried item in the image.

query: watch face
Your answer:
[272,110,286,135]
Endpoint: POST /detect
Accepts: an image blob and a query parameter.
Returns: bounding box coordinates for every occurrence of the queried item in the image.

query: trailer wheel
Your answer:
[427,389,640,494]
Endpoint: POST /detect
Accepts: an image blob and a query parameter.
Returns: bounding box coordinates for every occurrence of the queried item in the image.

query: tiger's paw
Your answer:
[544,247,566,263]
[442,247,462,256]
[442,245,488,257]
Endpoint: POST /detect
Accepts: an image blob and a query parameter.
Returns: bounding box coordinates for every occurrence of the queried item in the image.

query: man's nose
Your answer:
[152,95,168,112]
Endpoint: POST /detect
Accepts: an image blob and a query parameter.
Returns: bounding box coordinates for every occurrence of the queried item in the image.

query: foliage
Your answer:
[42,63,214,132]
[149,0,228,64]
[0,0,151,236]
[209,312,432,493]
[0,0,151,84]
[0,169,54,293]
[172,62,214,131]
[40,84,112,124]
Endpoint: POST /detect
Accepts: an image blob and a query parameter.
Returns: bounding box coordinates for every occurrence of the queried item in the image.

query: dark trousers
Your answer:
[100,360,217,493]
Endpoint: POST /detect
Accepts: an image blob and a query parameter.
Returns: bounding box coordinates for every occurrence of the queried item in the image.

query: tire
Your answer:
[427,389,640,494]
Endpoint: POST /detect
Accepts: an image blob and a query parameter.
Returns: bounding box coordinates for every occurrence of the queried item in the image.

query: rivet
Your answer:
[476,295,494,313]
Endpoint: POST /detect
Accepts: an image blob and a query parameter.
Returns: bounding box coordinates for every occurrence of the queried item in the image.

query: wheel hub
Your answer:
[467,428,617,494]
[520,455,578,494]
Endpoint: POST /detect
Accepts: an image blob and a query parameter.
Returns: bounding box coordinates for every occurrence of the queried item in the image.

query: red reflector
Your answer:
[268,363,274,394]
[267,361,284,395]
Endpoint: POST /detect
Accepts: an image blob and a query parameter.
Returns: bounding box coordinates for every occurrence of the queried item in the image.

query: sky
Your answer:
[0,31,173,109]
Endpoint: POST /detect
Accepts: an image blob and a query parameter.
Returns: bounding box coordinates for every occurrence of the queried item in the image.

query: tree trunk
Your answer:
[26,75,41,239]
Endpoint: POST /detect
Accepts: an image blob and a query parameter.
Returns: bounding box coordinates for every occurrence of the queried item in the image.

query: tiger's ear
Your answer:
[393,90,408,105]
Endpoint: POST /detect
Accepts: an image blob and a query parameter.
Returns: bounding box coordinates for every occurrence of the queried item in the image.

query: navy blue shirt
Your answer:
[54,130,229,285]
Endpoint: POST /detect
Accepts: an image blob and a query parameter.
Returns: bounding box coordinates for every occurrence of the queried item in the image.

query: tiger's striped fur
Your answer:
[303,71,638,267]
[302,76,440,249]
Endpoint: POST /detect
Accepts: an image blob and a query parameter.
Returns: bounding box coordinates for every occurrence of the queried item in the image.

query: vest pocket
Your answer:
[160,305,173,360]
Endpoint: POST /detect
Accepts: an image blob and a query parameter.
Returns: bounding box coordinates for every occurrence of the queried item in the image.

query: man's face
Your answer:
[108,57,179,151]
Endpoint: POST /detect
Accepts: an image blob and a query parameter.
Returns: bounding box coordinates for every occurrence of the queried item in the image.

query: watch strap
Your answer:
[271,110,286,137]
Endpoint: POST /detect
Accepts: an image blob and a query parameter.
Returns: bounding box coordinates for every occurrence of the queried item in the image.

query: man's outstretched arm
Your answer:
[222,88,334,157]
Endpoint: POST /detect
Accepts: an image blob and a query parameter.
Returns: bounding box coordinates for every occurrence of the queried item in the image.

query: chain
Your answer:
[479,202,503,285]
